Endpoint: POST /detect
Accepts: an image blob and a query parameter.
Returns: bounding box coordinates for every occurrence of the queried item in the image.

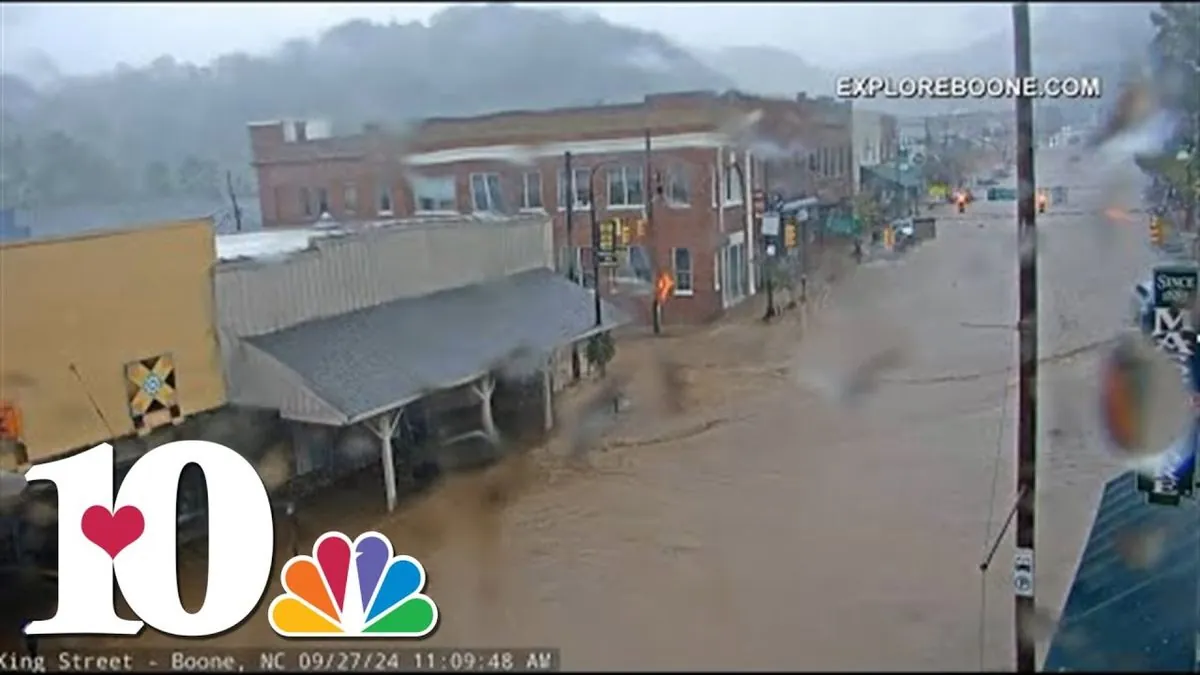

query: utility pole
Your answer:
[645,129,662,335]
[564,152,581,380]
[762,161,777,321]
[588,171,603,327]
[1012,3,1039,672]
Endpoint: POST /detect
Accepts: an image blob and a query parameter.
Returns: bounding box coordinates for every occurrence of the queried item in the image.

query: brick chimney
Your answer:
[248,121,285,162]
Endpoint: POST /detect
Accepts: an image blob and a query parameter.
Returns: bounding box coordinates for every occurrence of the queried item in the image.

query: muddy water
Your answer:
[45,151,1153,670]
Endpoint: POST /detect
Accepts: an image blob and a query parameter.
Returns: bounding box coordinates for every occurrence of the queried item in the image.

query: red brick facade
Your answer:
[248,91,854,326]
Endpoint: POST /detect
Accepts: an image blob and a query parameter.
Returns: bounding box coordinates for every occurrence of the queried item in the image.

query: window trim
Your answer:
[343,182,358,215]
[557,168,591,212]
[300,187,313,218]
[378,183,394,216]
[520,171,544,212]
[469,172,503,212]
[606,165,645,210]
[671,246,694,296]
[410,175,458,214]
[664,163,692,207]
[722,164,745,207]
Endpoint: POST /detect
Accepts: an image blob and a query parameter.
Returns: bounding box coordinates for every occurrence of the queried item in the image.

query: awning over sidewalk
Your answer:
[862,162,924,190]
[236,268,627,426]
[1043,470,1199,672]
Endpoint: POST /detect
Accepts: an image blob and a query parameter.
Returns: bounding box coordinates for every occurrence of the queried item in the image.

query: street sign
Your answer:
[1138,262,1200,504]
[597,218,619,266]
[988,187,1018,202]
[1013,548,1034,598]
[762,213,781,237]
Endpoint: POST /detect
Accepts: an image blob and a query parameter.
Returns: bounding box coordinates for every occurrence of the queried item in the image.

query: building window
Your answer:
[624,244,653,282]
[672,247,693,294]
[343,183,358,215]
[378,184,393,215]
[578,246,596,288]
[606,166,644,208]
[558,168,591,210]
[664,164,691,206]
[299,187,312,218]
[469,172,504,212]
[557,245,579,280]
[410,175,457,212]
[723,165,744,205]
[521,171,543,210]
[317,187,330,214]
[809,153,818,173]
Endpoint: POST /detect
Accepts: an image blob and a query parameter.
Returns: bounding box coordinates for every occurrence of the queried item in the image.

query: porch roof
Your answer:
[242,268,627,426]
[1043,467,1199,671]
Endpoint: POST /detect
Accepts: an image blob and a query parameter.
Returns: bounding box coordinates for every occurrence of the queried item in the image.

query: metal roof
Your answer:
[244,268,629,425]
[1044,469,1199,672]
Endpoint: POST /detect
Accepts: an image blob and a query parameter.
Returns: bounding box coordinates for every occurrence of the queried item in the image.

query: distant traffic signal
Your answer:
[784,223,797,249]
[883,226,896,250]
[1037,191,1048,214]
[1150,217,1164,246]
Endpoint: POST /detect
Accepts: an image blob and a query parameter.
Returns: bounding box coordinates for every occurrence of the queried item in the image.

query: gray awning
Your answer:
[242,268,628,425]
[1044,470,1199,671]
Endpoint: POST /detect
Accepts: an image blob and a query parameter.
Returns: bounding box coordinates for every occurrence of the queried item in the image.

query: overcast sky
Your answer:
[0,2,1011,78]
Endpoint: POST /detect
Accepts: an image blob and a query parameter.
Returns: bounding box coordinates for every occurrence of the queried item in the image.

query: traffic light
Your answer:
[1037,191,1048,214]
[784,223,797,249]
[883,227,895,250]
[619,222,633,246]
[1150,217,1164,246]
[636,219,646,239]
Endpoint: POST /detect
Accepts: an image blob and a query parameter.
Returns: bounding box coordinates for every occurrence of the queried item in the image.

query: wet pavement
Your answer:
[55,148,1157,670]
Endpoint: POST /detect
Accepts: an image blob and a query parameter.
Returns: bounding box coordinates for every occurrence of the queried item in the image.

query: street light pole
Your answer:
[587,164,606,327]
[646,129,663,335]
[727,156,775,321]
[563,152,582,380]
[1012,3,1040,672]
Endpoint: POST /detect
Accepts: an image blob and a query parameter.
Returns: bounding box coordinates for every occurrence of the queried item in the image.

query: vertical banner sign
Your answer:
[597,219,618,266]
[1140,263,1200,504]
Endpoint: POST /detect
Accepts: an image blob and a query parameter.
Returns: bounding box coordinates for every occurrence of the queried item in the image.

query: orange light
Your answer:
[655,273,675,302]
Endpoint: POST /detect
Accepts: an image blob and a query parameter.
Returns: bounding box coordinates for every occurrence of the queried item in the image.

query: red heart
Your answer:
[81,505,145,559]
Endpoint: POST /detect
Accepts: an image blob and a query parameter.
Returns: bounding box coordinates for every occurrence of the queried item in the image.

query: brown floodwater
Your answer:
[22,150,1155,670]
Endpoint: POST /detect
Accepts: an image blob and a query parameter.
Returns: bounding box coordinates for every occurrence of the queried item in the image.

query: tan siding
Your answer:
[216,216,554,338]
[0,220,226,461]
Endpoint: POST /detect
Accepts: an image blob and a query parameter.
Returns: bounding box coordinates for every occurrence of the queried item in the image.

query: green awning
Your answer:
[863,162,924,190]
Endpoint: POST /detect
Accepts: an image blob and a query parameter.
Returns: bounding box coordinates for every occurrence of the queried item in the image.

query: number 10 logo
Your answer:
[24,441,276,637]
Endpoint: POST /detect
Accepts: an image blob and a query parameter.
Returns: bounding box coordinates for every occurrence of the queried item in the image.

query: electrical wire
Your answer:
[978,363,1013,671]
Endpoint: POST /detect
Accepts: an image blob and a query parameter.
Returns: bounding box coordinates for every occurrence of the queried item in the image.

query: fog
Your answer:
[2,2,1011,77]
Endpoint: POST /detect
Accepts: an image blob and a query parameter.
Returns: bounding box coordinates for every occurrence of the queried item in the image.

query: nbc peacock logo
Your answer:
[268,531,439,638]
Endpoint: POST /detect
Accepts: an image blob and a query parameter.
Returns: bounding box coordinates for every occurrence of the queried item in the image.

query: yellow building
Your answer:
[0,220,226,463]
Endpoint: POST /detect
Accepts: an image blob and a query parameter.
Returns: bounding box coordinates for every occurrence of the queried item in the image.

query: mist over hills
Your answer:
[0,3,1151,209]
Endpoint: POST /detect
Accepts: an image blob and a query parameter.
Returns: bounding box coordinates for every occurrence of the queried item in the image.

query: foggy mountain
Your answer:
[0,3,1156,210]
[693,46,834,101]
[698,3,1153,116]
[0,4,731,208]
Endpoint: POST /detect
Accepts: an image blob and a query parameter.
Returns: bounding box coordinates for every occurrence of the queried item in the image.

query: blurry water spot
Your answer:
[1114,525,1168,570]
[256,442,293,491]
[1019,605,1062,645]
[1098,333,1191,461]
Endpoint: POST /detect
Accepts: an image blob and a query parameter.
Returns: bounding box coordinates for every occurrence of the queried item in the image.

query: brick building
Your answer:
[249,91,854,325]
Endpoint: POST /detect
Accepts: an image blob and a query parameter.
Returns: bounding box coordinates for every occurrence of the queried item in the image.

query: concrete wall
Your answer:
[0,220,226,461]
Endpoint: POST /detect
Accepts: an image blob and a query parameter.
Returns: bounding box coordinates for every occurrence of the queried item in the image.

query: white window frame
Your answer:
[665,164,691,207]
[520,171,544,211]
[410,175,457,214]
[378,183,393,216]
[723,164,744,207]
[606,165,644,210]
[469,172,504,212]
[558,168,591,211]
[671,247,694,296]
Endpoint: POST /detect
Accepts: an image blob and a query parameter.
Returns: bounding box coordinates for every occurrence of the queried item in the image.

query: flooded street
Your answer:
[75,149,1153,670]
